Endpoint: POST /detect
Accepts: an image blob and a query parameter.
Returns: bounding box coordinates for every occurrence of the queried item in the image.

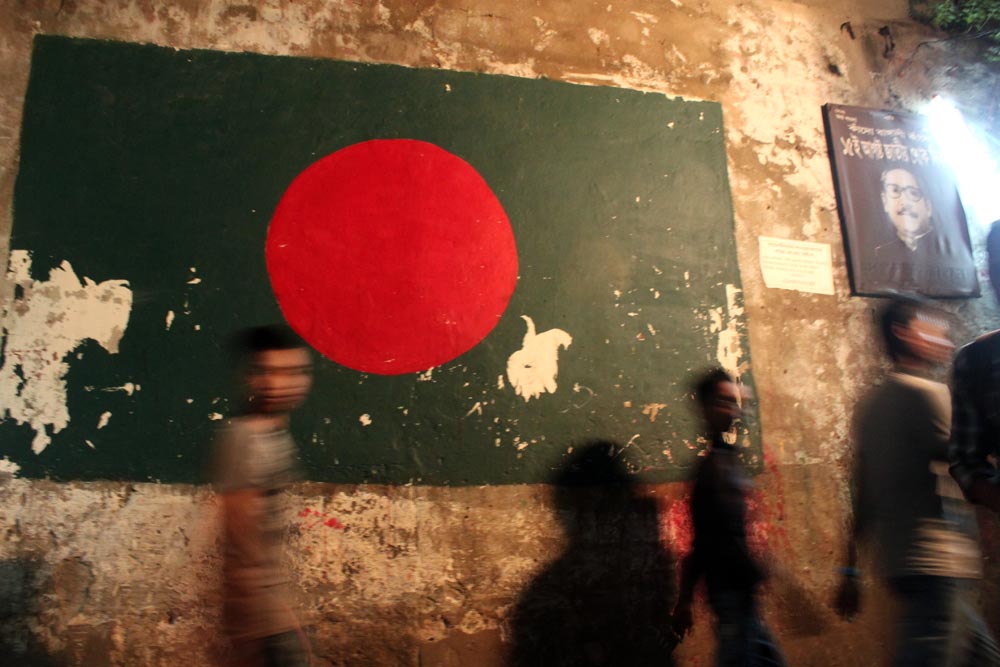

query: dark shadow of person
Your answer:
[0,557,58,666]
[508,440,677,667]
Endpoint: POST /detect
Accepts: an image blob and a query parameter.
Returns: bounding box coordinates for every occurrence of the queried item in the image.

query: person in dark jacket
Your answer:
[672,369,785,667]
[838,297,999,666]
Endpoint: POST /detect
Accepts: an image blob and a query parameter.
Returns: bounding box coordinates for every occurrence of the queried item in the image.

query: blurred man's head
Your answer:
[231,325,312,415]
[881,168,933,242]
[879,296,953,369]
[694,368,741,436]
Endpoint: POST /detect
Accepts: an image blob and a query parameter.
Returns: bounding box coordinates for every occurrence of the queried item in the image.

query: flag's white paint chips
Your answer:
[359,414,372,426]
[165,310,175,330]
[642,403,667,422]
[208,412,223,421]
[104,382,138,395]
[0,456,20,476]
[506,316,572,402]
[464,402,483,418]
[497,374,505,390]
[84,382,138,395]
[85,439,95,449]
[417,368,434,382]
[97,411,112,430]
[708,284,746,380]
[0,250,132,453]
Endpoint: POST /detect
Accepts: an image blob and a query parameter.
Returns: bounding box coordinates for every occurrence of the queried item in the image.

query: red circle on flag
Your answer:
[266,139,518,375]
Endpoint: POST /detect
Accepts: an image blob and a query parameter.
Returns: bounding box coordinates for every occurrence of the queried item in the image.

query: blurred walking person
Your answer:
[951,220,1000,513]
[215,325,314,667]
[836,297,998,666]
[673,368,785,667]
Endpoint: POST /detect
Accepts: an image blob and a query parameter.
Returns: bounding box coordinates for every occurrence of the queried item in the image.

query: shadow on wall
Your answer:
[0,557,58,666]
[507,440,677,667]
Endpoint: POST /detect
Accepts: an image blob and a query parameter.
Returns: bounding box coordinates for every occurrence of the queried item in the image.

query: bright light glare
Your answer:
[925,96,1000,227]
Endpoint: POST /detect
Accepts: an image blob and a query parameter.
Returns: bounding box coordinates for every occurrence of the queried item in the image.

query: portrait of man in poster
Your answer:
[823,104,978,298]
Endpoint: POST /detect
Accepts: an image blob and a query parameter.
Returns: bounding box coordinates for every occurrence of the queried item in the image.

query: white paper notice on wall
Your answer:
[758,236,835,295]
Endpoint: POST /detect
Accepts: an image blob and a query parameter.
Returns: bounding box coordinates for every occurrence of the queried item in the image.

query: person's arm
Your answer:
[220,487,266,568]
[836,408,867,620]
[923,385,951,463]
[673,465,709,639]
[672,550,703,638]
[949,345,1000,512]
[214,426,266,569]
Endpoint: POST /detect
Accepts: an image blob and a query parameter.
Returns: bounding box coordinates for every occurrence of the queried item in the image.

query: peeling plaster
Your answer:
[702,284,747,382]
[0,250,132,453]
[0,455,20,476]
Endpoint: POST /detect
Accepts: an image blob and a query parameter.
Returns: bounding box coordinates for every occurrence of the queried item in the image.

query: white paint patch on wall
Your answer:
[97,411,112,430]
[0,456,20,476]
[587,28,610,48]
[103,382,138,396]
[359,414,372,426]
[713,284,746,380]
[642,403,667,422]
[506,316,572,402]
[0,250,132,453]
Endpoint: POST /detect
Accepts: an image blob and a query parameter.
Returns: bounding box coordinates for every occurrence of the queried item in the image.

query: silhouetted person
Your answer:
[951,220,1000,512]
[673,369,784,667]
[0,558,57,666]
[837,297,998,666]
[214,325,313,667]
[508,441,676,666]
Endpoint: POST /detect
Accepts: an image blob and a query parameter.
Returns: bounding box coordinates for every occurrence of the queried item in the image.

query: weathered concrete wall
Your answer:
[1,1,998,665]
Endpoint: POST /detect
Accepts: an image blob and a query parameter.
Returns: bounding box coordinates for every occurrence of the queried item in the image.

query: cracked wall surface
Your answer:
[1,1,999,665]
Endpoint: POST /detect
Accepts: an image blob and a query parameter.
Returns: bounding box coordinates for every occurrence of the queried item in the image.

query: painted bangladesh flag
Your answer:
[1,35,755,484]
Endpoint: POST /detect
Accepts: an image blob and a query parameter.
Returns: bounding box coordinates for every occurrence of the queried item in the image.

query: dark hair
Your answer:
[878,296,941,362]
[987,220,1000,269]
[229,324,306,367]
[880,166,925,192]
[693,368,734,406]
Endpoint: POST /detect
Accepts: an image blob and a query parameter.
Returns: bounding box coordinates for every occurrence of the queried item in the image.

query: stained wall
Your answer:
[1,1,999,665]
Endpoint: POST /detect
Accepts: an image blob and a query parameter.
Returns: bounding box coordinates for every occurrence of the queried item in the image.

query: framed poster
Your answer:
[823,103,978,298]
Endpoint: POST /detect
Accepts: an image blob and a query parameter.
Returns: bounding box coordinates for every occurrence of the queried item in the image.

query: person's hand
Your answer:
[672,601,693,638]
[834,574,860,620]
